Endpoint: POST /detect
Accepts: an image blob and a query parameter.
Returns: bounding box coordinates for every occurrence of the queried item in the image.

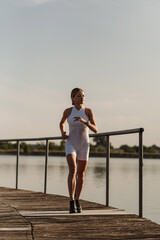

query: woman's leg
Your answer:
[67,154,77,200]
[76,160,88,200]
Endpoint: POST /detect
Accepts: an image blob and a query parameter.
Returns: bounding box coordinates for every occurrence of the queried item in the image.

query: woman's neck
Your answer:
[74,104,83,110]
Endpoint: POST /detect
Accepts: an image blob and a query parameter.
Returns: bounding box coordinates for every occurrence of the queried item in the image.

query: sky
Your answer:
[0,0,160,147]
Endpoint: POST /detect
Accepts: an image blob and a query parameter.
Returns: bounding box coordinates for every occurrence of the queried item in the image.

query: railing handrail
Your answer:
[0,127,144,218]
[0,128,144,142]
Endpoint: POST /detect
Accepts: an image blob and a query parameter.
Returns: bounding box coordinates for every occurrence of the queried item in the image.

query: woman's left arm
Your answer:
[86,108,98,133]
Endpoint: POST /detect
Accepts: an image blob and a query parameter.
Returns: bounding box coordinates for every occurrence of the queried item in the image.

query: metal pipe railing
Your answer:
[0,127,144,217]
[139,128,144,218]
[106,135,110,207]
[44,139,49,194]
[16,141,20,190]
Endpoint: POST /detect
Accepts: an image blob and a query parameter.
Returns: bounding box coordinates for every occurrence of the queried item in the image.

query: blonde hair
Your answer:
[71,88,83,105]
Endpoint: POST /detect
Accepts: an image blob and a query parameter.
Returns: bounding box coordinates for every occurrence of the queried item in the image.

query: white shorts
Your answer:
[65,141,90,161]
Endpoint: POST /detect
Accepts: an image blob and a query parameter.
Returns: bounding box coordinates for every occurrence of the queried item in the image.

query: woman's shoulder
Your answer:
[85,107,94,117]
[63,107,73,117]
[85,107,92,114]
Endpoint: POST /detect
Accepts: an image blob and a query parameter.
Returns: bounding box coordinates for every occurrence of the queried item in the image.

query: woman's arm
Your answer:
[86,108,98,133]
[59,108,71,139]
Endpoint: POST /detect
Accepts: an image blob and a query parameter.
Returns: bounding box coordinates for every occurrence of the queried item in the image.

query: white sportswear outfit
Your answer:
[65,106,90,161]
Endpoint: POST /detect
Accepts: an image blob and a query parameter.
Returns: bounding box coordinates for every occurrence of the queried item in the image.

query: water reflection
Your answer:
[93,166,105,178]
[86,165,105,180]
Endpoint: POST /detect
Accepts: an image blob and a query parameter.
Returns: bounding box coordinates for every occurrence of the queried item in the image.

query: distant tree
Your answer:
[93,136,114,151]
[93,136,106,147]
[0,142,16,150]
[143,145,154,153]
[132,145,139,153]
[110,143,114,150]
[21,142,31,153]
[90,143,96,151]
[150,145,160,153]
[59,140,65,151]
[119,145,135,153]
[49,142,57,150]
[36,143,45,150]
[143,146,148,152]
[0,143,8,150]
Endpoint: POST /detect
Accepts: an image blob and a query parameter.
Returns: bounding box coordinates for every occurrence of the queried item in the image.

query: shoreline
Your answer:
[0,151,160,159]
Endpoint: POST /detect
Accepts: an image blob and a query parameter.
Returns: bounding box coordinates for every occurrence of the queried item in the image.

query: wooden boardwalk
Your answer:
[0,187,160,240]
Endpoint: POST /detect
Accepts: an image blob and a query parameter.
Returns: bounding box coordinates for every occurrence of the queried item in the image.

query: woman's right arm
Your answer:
[59,109,70,139]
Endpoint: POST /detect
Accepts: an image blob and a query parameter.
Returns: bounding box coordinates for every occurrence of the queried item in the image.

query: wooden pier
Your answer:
[0,187,160,239]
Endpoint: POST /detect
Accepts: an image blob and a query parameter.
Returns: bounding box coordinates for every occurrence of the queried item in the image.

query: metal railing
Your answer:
[0,127,144,217]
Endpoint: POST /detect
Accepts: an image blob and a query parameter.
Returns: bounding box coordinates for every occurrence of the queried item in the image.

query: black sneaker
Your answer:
[69,200,76,213]
[76,200,82,213]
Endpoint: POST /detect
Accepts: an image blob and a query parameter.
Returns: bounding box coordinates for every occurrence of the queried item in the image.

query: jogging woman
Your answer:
[60,88,97,213]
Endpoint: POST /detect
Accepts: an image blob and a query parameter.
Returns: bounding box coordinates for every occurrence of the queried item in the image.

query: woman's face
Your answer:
[73,90,85,105]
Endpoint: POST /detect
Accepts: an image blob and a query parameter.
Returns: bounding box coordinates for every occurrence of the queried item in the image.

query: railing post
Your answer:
[16,141,20,189]
[106,135,110,207]
[44,139,49,194]
[139,129,143,218]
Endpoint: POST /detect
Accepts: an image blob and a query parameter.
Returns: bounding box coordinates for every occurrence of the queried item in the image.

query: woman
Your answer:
[59,88,97,213]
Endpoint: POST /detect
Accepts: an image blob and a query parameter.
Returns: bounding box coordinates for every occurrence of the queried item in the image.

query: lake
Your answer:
[0,155,159,224]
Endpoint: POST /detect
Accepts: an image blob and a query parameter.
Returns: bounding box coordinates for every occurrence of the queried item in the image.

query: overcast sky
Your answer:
[1,0,160,147]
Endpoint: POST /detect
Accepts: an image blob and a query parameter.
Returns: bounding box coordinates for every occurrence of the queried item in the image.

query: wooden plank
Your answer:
[20,209,131,217]
[0,198,32,240]
[0,228,30,231]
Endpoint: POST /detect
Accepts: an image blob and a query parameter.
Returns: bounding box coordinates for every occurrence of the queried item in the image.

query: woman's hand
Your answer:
[73,116,87,124]
[62,131,68,140]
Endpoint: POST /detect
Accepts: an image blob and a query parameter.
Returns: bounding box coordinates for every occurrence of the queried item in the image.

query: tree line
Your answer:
[0,141,65,153]
[0,136,160,154]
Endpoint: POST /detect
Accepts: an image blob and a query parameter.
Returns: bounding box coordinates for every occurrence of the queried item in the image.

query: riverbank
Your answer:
[0,150,160,159]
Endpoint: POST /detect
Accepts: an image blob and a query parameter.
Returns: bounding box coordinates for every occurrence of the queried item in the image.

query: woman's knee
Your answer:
[77,160,87,178]
[77,169,85,179]
[69,165,77,176]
